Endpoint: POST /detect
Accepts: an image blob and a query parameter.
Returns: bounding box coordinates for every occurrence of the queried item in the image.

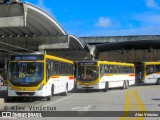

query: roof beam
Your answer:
[0,3,27,27]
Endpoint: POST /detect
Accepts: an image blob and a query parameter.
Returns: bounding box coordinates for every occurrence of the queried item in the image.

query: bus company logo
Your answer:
[2,112,12,118]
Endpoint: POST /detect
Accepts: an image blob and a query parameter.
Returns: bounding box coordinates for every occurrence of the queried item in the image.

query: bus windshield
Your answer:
[9,62,44,86]
[77,66,99,81]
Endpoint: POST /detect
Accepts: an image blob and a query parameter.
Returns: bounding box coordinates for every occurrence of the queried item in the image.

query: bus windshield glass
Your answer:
[77,66,99,81]
[9,62,44,86]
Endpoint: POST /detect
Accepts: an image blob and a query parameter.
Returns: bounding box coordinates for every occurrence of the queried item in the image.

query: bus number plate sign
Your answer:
[22,94,29,96]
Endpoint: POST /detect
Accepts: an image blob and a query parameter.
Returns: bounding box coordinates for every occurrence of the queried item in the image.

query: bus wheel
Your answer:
[103,82,108,92]
[62,84,68,96]
[46,95,51,101]
[51,85,54,96]
[125,81,129,89]
[122,81,126,90]
[157,79,160,85]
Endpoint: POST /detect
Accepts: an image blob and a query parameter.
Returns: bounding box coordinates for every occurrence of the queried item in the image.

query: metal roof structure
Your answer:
[80,35,160,52]
[0,2,84,57]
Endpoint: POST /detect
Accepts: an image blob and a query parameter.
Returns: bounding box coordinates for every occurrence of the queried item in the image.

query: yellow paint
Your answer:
[8,80,45,91]
[120,89,146,120]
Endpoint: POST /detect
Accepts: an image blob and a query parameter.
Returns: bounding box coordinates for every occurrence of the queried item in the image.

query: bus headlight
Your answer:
[8,85,14,90]
[38,84,44,91]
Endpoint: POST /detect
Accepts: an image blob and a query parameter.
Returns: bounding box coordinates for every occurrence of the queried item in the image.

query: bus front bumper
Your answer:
[77,83,104,90]
[8,87,49,97]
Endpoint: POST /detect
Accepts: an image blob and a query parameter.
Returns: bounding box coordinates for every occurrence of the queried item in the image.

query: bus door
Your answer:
[46,60,60,89]
[134,62,144,84]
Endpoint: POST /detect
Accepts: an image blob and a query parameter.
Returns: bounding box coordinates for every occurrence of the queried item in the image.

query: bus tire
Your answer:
[46,95,51,101]
[62,83,68,96]
[51,85,54,96]
[5,97,13,102]
[125,81,129,89]
[157,79,160,85]
[122,81,126,90]
[103,82,108,92]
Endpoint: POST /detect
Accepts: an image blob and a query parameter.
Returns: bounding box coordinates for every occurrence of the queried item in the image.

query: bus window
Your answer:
[9,62,44,85]
[155,65,160,72]
[109,65,113,73]
[77,66,99,81]
[113,65,117,73]
[53,61,59,74]
[100,65,104,75]
[146,65,155,75]
[104,65,109,73]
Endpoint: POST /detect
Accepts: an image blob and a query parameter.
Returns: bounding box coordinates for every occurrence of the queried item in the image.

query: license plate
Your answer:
[22,94,29,96]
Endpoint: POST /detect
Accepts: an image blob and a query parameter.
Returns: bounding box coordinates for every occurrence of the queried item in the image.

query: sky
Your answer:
[25,0,160,37]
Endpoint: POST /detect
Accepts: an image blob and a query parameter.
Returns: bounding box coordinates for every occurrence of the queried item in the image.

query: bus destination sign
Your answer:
[78,62,97,66]
[11,55,44,61]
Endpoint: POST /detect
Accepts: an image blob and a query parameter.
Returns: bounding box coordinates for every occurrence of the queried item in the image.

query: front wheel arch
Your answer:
[157,78,160,85]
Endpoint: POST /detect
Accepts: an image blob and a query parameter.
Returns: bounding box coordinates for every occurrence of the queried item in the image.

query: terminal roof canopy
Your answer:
[0,2,84,56]
[0,2,66,36]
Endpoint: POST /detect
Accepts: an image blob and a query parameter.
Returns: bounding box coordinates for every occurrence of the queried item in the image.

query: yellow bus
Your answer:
[8,54,74,100]
[76,60,135,91]
[136,62,160,85]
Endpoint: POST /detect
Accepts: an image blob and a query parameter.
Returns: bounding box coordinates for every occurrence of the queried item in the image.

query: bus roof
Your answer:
[45,54,73,64]
[77,60,134,66]
[10,54,73,64]
[143,61,160,65]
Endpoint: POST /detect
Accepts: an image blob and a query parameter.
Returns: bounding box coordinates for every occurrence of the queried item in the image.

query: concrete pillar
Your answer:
[86,44,100,60]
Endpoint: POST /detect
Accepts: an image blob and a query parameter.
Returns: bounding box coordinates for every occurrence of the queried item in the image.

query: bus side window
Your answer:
[48,62,52,77]
[104,65,108,73]
[114,65,116,73]
[109,65,113,73]
[146,65,154,75]
[53,61,59,75]
[100,65,104,75]
[155,65,160,72]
